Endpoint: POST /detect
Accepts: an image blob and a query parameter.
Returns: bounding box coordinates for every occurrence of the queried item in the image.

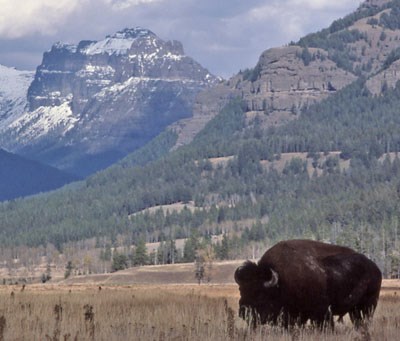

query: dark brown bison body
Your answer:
[234,240,382,329]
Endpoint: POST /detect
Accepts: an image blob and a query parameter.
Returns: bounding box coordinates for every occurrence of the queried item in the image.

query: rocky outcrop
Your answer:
[171,81,235,148]
[171,46,357,147]
[27,28,214,113]
[1,28,217,176]
[171,0,400,148]
[238,46,356,113]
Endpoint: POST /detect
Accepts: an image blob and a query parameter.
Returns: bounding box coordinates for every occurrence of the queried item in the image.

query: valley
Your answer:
[1,3,400,338]
[2,0,400,289]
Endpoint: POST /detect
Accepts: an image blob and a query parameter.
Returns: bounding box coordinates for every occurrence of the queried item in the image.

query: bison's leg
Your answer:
[311,317,334,332]
[361,304,376,320]
[350,306,373,340]
[350,296,378,329]
[280,311,300,330]
[298,315,309,327]
[337,315,345,323]
[310,307,334,332]
[349,308,363,328]
[360,296,378,321]
[325,310,335,332]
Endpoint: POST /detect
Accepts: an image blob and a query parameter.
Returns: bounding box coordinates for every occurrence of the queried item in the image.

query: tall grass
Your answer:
[0,285,398,340]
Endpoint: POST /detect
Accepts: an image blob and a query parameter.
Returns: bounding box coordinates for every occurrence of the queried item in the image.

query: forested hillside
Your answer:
[2,78,400,277]
[3,0,400,279]
[0,149,79,201]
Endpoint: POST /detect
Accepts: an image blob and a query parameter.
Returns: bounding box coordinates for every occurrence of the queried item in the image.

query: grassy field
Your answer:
[58,260,242,285]
[0,282,398,340]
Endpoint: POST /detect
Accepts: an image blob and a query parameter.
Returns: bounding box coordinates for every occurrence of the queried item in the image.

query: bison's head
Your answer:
[234,261,281,326]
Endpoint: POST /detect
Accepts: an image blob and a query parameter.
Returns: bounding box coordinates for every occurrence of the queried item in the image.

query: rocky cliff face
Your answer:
[0,28,216,176]
[172,46,357,148]
[171,0,400,148]
[239,46,356,113]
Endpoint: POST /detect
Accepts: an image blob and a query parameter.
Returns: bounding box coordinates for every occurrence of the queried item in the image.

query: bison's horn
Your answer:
[264,269,278,288]
[234,265,245,285]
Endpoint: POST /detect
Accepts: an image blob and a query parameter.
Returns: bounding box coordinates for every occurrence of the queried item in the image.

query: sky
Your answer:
[0,0,362,78]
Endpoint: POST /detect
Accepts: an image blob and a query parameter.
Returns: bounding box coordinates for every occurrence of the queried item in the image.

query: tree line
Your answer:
[1,78,400,277]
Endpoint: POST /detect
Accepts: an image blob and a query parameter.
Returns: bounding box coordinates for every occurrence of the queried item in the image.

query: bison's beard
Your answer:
[239,305,281,327]
[239,306,260,328]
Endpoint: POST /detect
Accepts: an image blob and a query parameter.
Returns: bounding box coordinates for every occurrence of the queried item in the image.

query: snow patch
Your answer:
[95,77,142,98]
[164,52,183,61]
[40,70,73,75]
[82,37,136,56]
[94,75,202,100]
[76,64,116,77]
[9,101,79,140]
[0,65,34,130]
[53,42,77,53]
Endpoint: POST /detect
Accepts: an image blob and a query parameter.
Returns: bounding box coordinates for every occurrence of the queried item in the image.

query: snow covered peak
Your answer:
[52,42,77,53]
[1,26,217,176]
[82,27,157,56]
[109,27,155,40]
[82,38,133,56]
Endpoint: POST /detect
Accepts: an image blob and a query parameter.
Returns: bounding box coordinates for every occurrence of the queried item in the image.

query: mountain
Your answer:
[170,0,400,148]
[2,0,400,274]
[0,28,217,176]
[0,148,79,201]
[0,65,34,130]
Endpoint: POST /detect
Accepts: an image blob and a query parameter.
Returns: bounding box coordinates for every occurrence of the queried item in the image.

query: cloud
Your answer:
[289,0,362,10]
[0,0,360,76]
[0,0,161,39]
[104,0,162,10]
[0,0,89,38]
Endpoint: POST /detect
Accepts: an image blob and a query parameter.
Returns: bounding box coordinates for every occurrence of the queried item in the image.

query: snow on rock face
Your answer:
[82,28,159,56]
[83,36,137,56]
[0,65,34,130]
[27,26,215,112]
[53,42,77,53]
[78,64,116,75]
[9,101,78,142]
[0,27,217,175]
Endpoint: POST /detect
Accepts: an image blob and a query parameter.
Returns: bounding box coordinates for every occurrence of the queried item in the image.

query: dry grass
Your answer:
[61,260,243,286]
[0,284,398,340]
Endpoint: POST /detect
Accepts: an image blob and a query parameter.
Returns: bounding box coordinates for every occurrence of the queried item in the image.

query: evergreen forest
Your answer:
[6,1,400,278]
[1,78,400,277]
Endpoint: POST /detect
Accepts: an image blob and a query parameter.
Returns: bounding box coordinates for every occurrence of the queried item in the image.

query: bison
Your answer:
[234,239,382,329]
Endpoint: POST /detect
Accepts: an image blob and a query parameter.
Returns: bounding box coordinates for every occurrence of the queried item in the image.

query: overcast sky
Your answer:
[0,0,362,78]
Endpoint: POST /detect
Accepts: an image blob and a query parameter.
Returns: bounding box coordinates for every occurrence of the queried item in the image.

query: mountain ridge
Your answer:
[0,27,217,176]
[2,0,400,277]
[0,148,79,201]
[169,0,400,149]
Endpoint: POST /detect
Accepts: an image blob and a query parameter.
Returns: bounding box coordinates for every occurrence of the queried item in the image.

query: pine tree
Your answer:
[111,253,128,272]
[218,234,230,260]
[183,233,200,262]
[133,240,148,266]
[64,261,73,279]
